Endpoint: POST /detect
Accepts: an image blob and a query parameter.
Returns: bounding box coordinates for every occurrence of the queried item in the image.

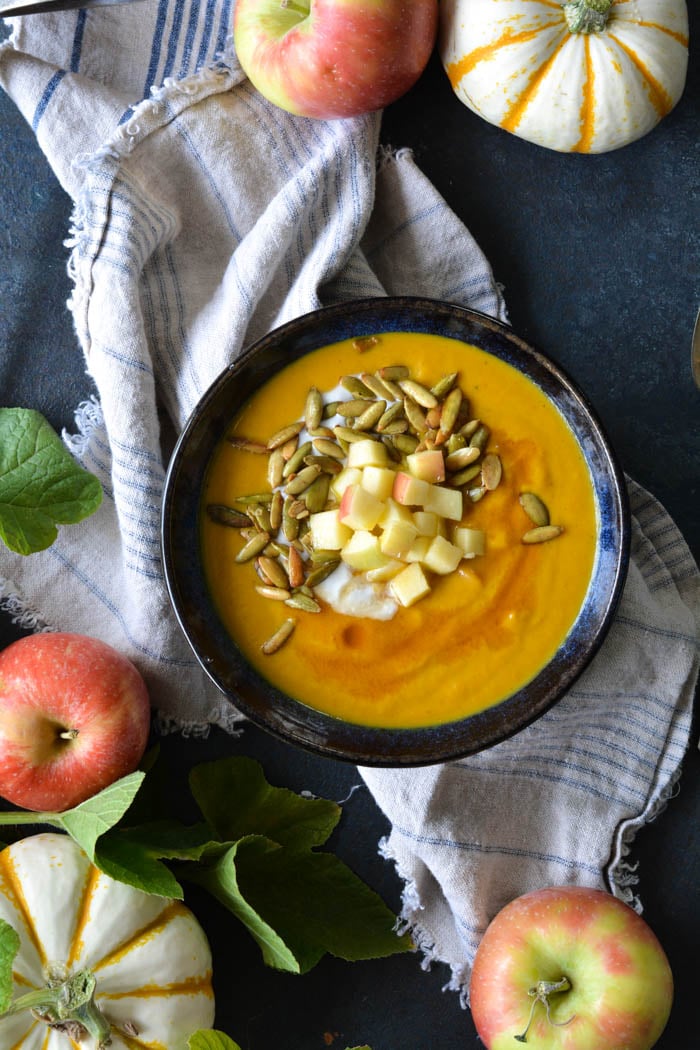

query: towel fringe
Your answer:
[0,580,54,635]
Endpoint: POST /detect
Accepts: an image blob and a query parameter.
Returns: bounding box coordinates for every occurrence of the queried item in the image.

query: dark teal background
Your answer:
[1,13,698,1049]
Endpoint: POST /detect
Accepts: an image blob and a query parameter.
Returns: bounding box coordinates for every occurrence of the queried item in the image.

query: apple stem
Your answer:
[59,728,79,740]
[3,968,112,1049]
[514,976,575,1043]
[279,0,309,15]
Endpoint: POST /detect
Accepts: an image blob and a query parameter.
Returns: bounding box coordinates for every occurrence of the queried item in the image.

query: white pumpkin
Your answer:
[439,0,689,153]
[0,834,215,1049]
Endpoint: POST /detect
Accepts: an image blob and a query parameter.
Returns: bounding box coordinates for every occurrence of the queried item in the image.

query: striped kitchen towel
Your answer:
[0,0,698,997]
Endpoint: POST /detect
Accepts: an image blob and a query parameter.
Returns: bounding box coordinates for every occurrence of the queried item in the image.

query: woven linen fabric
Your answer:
[1,0,698,999]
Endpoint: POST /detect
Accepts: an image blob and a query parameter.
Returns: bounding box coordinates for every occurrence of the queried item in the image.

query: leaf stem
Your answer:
[0,811,63,827]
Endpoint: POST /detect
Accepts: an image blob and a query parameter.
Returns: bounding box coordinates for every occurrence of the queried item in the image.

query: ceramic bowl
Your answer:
[161,297,630,766]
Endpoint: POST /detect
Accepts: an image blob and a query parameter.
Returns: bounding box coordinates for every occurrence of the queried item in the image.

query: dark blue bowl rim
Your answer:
[161,296,631,767]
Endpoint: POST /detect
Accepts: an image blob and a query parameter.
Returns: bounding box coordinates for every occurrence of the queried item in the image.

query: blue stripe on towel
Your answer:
[70,9,87,72]
[32,70,66,132]
[161,0,187,82]
[143,0,171,97]
[195,0,218,70]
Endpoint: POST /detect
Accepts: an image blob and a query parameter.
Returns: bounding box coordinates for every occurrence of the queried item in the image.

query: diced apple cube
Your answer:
[389,562,431,608]
[366,558,405,582]
[413,510,440,537]
[331,466,362,499]
[422,534,464,575]
[309,509,353,551]
[379,520,418,558]
[392,471,431,507]
[404,535,432,563]
[406,449,446,483]
[379,498,415,529]
[347,439,389,469]
[423,484,463,521]
[452,526,486,558]
[361,466,396,501]
[340,531,388,571]
[338,485,385,531]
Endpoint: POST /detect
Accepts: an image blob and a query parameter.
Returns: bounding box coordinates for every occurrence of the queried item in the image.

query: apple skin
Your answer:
[470,886,673,1050]
[0,633,151,812]
[234,0,439,119]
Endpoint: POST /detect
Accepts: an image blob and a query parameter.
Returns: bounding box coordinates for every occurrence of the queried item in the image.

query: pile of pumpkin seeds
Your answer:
[206,351,563,654]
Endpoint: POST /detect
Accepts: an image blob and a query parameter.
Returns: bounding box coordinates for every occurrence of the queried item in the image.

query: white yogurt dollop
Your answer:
[314,562,398,621]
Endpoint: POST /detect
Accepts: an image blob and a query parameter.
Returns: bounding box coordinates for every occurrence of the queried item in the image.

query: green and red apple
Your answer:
[469,885,673,1050]
[233,0,439,119]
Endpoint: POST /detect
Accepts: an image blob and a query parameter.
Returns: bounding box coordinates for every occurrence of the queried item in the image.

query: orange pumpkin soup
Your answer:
[200,332,597,728]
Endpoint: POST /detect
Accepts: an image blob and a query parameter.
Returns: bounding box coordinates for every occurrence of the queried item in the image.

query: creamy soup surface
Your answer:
[201,332,598,729]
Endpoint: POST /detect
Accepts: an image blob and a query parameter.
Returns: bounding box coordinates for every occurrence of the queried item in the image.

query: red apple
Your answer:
[233,0,439,120]
[470,885,673,1050]
[0,633,151,812]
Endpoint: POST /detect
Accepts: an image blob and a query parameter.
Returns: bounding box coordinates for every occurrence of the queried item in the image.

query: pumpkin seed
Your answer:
[226,435,268,454]
[519,492,550,527]
[206,504,250,528]
[261,618,296,654]
[399,378,438,409]
[307,425,336,439]
[431,372,459,400]
[333,425,373,443]
[269,490,283,532]
[374,374,404,400]
[304,473,331,513]
[377,364,409,381]
[255,586,292,601]
[257,555,289,589]
[522,525,564,544]
[403,397,428,433]
[391,432,420,455]
[248,503,272,533]
[438,387,463,437]
[232,492,274,505]
[380,436,402,462]
[323,401,341,419]
[304,386,324,431]
[459,419,481,439]
[305,454,342,475]
[287,545,305,588]
[360,372,396,400]
[285,593,321,613]
[312,437,345,460]
[282,441,313,479]
[282,499,299,541]
[235,531,271,562]
[469,424,490,451]
[284,464,322,495]
[451,464,482,486]
[352,335,380,352]
[280,437,299,461]
[468,486,486,503]
[375,401,404,430]
[267,448,285,488]
[446,445,481,471]
[310,548,341,564]
[267,421,304,450]
[305,559,341,587]
[447,433,466,454]
[481,453,502,491]
[381,420,409,435]
[287,499,310,519]
[336,399,370,419]
[341,375,375,400]
[354,400,386,431]
[425,406,442,430]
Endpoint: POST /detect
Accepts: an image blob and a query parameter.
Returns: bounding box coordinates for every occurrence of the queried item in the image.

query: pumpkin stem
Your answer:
[563,0,614,33]
[4,968,112,1048]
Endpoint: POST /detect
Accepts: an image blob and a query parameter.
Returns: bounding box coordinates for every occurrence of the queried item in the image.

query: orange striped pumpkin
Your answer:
[439,0,689,153]
[0,834,215,1049]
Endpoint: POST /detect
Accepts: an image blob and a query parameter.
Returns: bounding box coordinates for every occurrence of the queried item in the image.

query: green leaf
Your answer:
[0,919,20,1014]
[94,820,220,898]
[234,837,411,973]
[95,832,185,899]
[186,836,301,973]
[0,408,102,555]
[189,756,341,849]
[188,1031,242,1050]
[58,771,145,860]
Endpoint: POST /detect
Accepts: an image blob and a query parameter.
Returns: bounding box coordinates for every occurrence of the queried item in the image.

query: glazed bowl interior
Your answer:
[162,297,630,766]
